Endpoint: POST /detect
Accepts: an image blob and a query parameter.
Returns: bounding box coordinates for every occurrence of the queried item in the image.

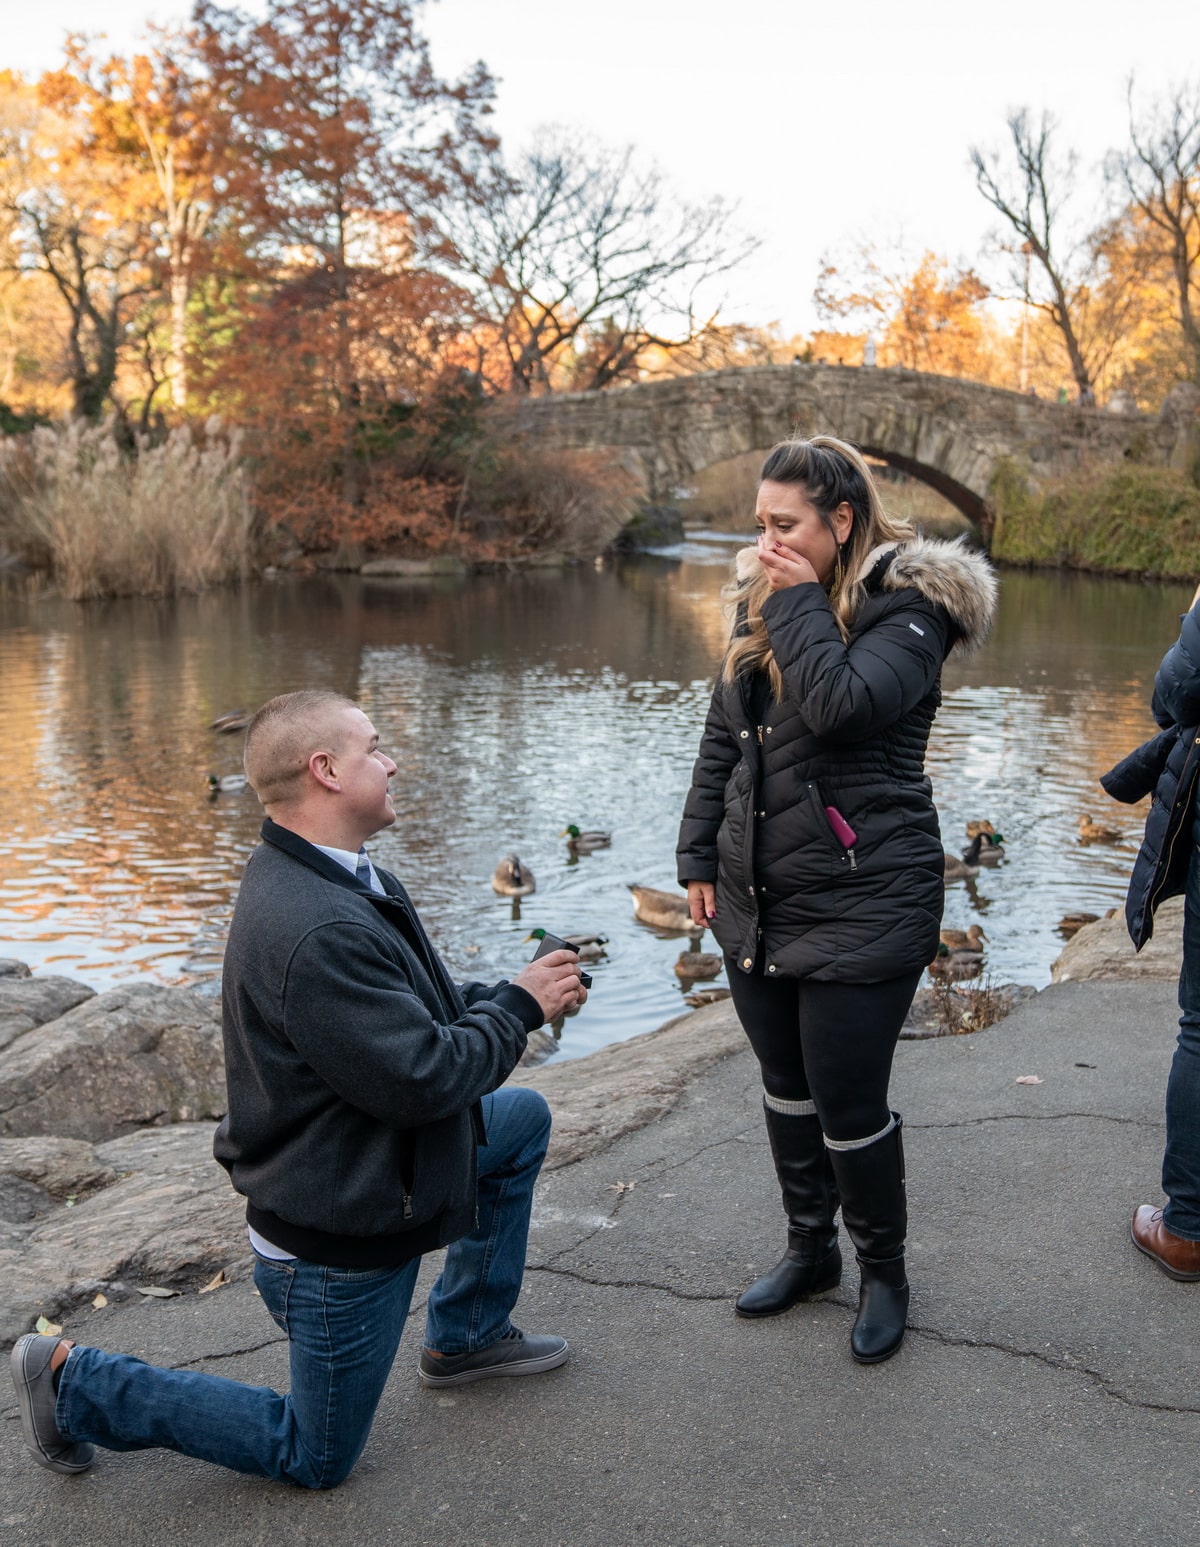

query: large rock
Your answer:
[0,959,32,978]
[0,983,225,1141]
[0,1123,243,1347]
[1051,899,1184,983]
[0,999,751,1344]
[0,973,95,1053]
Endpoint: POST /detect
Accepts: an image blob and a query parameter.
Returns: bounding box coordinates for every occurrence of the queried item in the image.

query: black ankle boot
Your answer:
[735,1240,842,1317]
[735,1102,842,1318]
[826,1112,909,1363]
[850,1254,909,1363]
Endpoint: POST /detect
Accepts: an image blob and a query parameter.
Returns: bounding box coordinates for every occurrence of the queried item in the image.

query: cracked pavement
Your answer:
[2,978,1198,1545]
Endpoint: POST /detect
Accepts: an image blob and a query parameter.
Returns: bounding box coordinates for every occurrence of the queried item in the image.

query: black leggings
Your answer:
[726,963,923,1143]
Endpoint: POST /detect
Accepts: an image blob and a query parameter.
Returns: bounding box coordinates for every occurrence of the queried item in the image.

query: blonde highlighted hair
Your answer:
[721,435,914,696]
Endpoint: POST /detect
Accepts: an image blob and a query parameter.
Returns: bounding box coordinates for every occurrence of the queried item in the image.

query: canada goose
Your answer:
[628,884,699,933]
[939,925,988,953]
[524,928,608,962]
[492,855,536,896]
[561,825,612,854]
[1078,814,1121,844]
[673,950,723,980]
[209,710,253,733]
[207,773,248,794]
[944,833,984,880]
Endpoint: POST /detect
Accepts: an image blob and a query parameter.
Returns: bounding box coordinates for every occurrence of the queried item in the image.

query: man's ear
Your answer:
[309,749,339,793]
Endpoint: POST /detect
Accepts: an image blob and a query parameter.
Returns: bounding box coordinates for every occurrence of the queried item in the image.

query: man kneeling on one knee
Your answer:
[10,690,586,1489]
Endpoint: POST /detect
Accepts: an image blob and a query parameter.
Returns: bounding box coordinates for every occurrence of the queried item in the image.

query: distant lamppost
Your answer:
[1019,241,1032,393]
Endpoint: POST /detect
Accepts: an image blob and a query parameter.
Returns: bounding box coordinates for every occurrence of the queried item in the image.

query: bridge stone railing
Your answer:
[509,363,1199,540]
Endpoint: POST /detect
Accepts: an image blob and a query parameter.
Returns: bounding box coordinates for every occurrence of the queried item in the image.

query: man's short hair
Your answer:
[243,691,358,807]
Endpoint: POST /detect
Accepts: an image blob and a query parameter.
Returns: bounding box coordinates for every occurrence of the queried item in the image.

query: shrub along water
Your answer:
[989,459,1200,581]
[0,419,255,600]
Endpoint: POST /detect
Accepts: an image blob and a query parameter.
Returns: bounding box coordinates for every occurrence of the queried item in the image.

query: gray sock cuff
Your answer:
[763,1092,817,1116]
[824,1113,897,1152]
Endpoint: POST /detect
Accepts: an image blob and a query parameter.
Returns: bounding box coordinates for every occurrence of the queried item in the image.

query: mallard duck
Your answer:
[209,710,253,733]
[684,985,732,1007]
[560,824,612,854]
[964,820,996,839]
[970,832,1005,864]
[524,928,608,962]
[207,772,248,794]
[628,884,699,933]
[928,946,984,980]
[944,833,984,879]
[492,855,536,896]
[939,924,988,953]
[674,950,723,980]
[1057,911,1100,938]
[1078,814,1121,844]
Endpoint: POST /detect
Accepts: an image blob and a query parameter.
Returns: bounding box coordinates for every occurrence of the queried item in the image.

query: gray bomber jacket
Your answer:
[213,819,543,1267]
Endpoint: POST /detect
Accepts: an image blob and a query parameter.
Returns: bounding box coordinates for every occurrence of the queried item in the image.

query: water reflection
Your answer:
[0,557,1191,1057]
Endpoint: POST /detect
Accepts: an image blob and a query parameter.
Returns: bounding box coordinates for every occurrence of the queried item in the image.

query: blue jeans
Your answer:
[55,1086,552,1489]
[1164,810,1200,1240]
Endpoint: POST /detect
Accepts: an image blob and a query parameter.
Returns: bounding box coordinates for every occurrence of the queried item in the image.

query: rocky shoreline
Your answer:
[0,903,1182,1349]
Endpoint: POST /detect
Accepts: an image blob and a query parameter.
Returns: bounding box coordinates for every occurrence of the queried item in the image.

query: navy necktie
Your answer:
[355,848,373,889]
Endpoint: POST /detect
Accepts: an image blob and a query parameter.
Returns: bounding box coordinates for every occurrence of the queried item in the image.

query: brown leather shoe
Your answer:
[1131,1205,1200,1280]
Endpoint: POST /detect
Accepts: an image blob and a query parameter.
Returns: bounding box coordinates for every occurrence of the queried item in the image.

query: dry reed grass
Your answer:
[0,419,255,600]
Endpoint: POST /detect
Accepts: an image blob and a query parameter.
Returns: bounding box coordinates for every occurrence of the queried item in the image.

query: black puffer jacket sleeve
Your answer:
[760,581,950,743]
[677,683,741,884]
[1153,601,1200,728]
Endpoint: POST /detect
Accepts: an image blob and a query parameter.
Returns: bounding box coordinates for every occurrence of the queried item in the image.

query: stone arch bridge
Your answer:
[510,363,1197,542]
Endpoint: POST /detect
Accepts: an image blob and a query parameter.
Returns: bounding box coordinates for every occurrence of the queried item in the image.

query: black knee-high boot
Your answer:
[825,1113,909,1363]
[735,1101,842,1317]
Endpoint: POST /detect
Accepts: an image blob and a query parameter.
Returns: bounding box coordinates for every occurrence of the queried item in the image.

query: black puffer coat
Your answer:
[677,537,997,982]
[1101,600,1200,950]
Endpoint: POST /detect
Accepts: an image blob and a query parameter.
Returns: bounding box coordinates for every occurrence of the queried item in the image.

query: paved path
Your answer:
[2,980,1196,1546]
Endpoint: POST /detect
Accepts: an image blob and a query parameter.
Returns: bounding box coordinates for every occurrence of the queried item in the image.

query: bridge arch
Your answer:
[511,362,1185,544]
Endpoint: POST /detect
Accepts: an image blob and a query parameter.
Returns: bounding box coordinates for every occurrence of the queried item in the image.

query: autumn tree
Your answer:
[1116,81,1200,382]
[0,69,160,419]
[192,0,495,502]
[438,130,749,393]
[814,245,1006,382]
[57,37,223,412]
[971,110,1137,402]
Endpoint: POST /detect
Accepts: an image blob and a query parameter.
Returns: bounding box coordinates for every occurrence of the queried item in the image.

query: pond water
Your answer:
[0,538,1190,1059]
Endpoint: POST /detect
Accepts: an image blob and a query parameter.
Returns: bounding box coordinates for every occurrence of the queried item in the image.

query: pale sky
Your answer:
[9,0,1200,334]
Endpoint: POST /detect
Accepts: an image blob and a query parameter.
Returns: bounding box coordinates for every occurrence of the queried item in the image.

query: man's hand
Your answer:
[513,949,588,1021]
[686,880,716,927]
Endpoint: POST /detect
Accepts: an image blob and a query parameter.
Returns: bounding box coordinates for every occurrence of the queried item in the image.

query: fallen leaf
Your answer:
[198,1270,226,1295]
[91,1293,108,1309]
[1015,1075,1044,1085]
[135,1286,180,1299]
[606,1180,636,1194]
[35,1315,62,1336]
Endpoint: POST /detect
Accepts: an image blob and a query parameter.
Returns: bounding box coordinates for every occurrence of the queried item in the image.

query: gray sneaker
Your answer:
[418,1327,569,1388]
[9,1335,94,1474]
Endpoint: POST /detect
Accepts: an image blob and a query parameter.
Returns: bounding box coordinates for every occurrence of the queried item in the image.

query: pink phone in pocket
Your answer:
[824,806,857,849]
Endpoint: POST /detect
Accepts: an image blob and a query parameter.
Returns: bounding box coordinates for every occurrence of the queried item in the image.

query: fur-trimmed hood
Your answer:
[734,534,997,654]
[866,535,997,653]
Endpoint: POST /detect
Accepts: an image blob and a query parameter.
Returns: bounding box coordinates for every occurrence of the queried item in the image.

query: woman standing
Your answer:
[1101,584,1200,1280]
[677,436,996,1362]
